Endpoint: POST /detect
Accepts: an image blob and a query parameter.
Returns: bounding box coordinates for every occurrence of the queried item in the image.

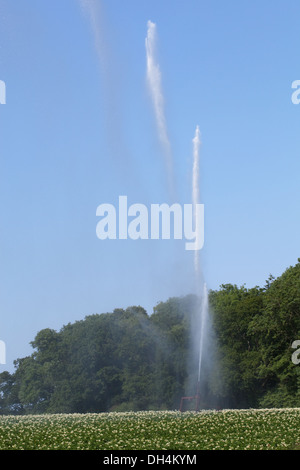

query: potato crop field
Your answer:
[0,409,299,450]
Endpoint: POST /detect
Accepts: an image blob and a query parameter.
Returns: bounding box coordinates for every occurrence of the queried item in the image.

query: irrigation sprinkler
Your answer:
[179,381,201,412]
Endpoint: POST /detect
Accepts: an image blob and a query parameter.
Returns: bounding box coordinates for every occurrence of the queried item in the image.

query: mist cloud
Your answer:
[79,0,107,71]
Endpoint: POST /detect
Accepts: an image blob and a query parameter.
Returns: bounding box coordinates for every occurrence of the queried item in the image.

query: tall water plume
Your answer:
[192,125,201,276]
[191,126,210,400]
[145,20,175,200]
[78,7,215,407]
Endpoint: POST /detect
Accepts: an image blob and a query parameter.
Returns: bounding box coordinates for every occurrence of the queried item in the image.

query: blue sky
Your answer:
[1,0,300,371]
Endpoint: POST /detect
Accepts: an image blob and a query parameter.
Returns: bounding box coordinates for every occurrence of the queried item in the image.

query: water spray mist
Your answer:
[145,20,175,200]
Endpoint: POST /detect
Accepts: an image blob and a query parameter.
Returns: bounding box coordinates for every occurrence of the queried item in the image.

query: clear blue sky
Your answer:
[1,0,300,371]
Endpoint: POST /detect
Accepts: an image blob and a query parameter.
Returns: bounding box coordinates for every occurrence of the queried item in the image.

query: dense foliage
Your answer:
[1,261,300,414]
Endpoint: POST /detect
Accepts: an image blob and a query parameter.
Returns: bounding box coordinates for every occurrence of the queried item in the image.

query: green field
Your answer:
[0,409,299,450]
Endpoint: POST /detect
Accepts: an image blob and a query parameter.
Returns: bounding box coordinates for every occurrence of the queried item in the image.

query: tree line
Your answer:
[0,260,300,414]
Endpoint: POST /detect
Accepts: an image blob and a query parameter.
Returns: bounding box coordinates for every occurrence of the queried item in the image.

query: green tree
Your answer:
[249,261,300,407]
[209,284,264,407]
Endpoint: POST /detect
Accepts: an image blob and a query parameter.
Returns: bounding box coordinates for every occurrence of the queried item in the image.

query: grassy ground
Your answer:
[0,408,299,450]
